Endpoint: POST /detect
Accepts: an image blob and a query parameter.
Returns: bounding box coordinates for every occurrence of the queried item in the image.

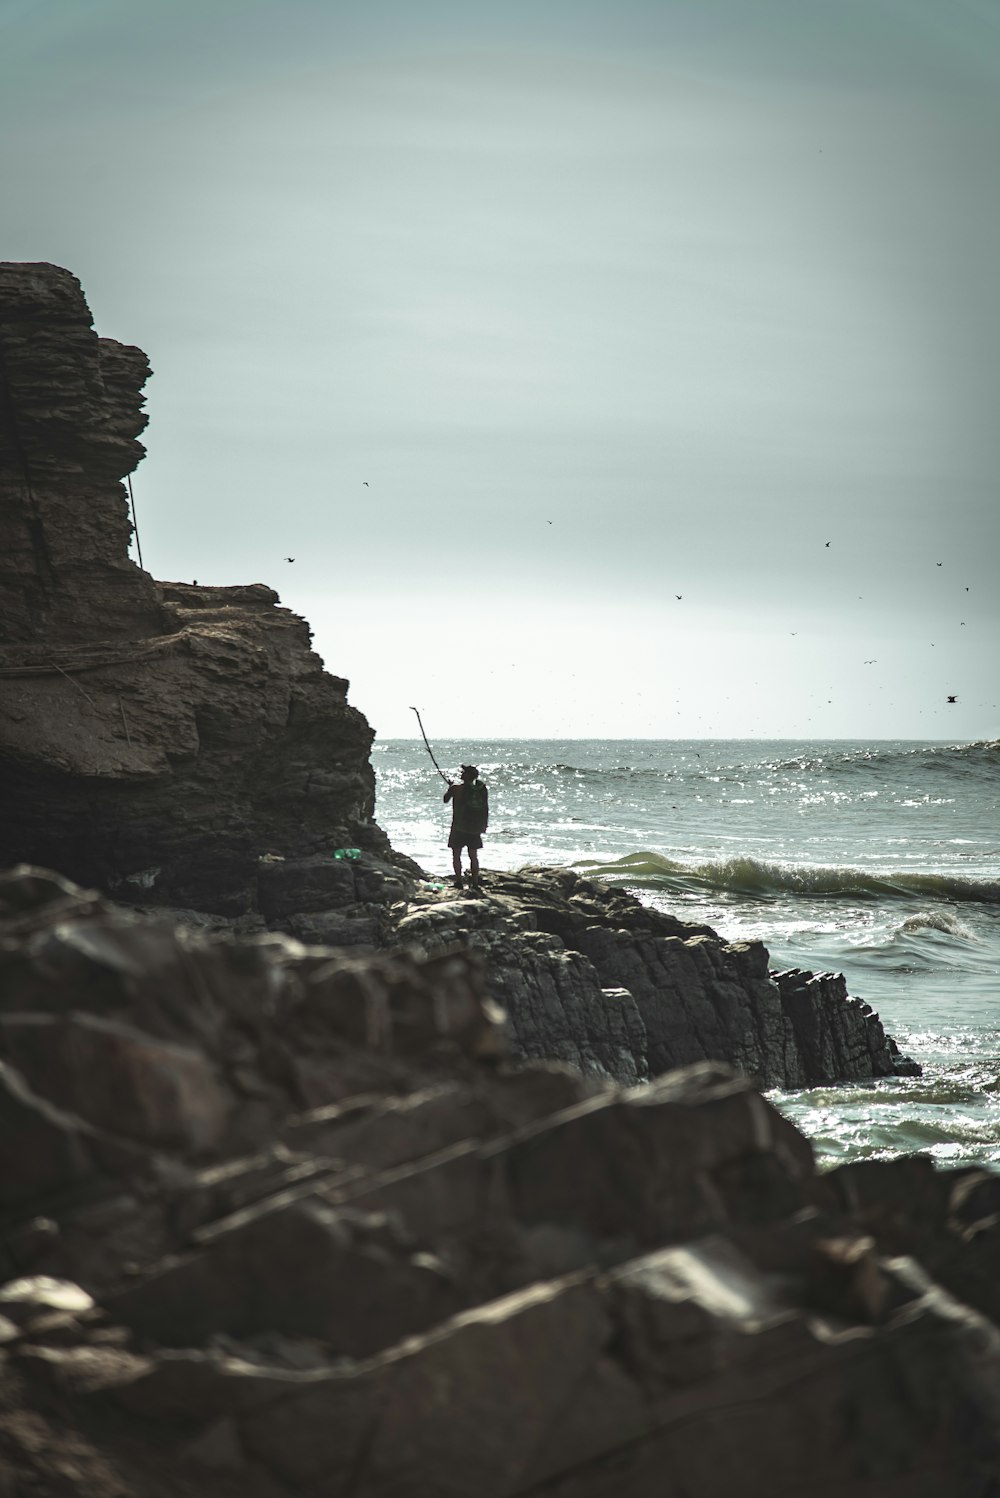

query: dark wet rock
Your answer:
[0,1011,234,1154]
[108,1196,464,1354]
[0,1058,99,1211]
[0,865,997,1496]
[256,854,360,919]
[771,966,921,1080]
[90,1247,1000,1498]
[828,1156,1000,1329]
[388,869,920,1088]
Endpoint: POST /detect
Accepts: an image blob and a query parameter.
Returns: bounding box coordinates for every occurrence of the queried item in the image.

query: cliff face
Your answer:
[0,263,390,914]
[0,262,161,643]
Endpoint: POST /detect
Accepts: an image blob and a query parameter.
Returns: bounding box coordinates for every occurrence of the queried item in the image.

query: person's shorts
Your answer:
[448,831,483,851]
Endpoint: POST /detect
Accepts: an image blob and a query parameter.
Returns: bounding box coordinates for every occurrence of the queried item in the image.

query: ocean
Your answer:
[374,738,1000,1171]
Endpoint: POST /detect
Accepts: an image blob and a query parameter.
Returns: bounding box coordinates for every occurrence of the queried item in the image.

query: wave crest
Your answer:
[573,851,1000,905]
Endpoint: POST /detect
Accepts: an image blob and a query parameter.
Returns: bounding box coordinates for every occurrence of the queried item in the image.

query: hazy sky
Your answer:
[3,0,998,739]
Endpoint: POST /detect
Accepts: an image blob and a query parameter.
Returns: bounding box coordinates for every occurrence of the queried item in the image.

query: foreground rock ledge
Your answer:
[0,866,997,1497]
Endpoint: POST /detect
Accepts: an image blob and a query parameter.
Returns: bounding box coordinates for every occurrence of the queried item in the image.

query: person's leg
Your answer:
[452,846,463,886]
[468,847,481,885]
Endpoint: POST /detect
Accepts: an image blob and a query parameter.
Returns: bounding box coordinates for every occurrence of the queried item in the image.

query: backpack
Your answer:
[466,780,489,831]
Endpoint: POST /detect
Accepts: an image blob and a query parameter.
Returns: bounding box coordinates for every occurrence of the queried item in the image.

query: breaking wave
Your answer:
[574,851,1000,905]
[760,740,999,778]
[896,910,978,939]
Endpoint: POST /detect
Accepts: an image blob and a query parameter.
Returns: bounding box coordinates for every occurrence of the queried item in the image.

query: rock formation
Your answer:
[0,260,919,1094]
[383,867,918,1088]
[0,868,997,1497]
[1,262,989,1495]
[0,263,394,916]
[0,262,160,643]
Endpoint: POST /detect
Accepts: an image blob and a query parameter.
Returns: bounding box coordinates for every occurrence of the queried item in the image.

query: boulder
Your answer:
[0,1010,232,1154]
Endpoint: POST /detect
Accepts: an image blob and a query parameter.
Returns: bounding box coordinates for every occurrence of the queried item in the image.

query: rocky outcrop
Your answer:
[0,867,996,1497]
[388,867,919,1088]
[0,263,395,914]
[0,262,161,643]
[251,849,920,1088]
[0,260,920,1093]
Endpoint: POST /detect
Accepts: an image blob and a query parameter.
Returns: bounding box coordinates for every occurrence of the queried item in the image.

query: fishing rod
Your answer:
[410,706,450,784]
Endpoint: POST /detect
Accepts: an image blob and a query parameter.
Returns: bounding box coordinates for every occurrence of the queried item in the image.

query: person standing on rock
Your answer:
[444,765,489,890]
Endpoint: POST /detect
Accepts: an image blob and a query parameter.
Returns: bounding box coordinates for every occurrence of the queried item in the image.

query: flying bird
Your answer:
[936,562,942,566]
[284,557,295,563]
[824,541,830,547]
[864,659,877,664]
[363,481,369,486]
[947,695,957,703]
[675,595,682,600]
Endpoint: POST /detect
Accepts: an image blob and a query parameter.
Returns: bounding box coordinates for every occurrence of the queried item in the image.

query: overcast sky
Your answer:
[3,0,998,739]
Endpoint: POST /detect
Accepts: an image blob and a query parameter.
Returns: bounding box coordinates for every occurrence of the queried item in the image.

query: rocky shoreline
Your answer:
[2,261,998,1495]
[1,864,999,1496]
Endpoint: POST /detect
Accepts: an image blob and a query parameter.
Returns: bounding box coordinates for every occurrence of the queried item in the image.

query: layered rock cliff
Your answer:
[0,263,392,915]
[0,262,161,644]
[0,868,996,1498]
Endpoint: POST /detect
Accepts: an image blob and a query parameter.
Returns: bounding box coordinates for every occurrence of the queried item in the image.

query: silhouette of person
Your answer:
[444,765,489,890]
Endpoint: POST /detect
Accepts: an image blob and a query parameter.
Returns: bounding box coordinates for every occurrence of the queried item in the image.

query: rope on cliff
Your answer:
[52,662,97,708]
[126,472,145,571]
[0,626,194,679]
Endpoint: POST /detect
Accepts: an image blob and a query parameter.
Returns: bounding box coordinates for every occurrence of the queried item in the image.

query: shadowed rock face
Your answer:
[0,263,392,913]
[0,262,161,643]
[388,867,920,1089]
[0,868,997,1498]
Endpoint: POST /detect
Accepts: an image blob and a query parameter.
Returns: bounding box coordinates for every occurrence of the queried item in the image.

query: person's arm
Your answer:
[444,783,455,803]
[481,787,489,829]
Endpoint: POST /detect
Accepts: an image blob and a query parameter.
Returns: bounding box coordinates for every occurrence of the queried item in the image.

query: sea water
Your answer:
[374,739,1000,1170]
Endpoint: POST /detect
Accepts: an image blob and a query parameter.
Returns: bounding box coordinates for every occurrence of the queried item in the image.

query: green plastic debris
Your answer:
[332,847,362,861]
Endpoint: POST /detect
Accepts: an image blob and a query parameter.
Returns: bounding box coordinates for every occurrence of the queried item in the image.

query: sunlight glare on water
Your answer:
[375,738,1000,1169]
